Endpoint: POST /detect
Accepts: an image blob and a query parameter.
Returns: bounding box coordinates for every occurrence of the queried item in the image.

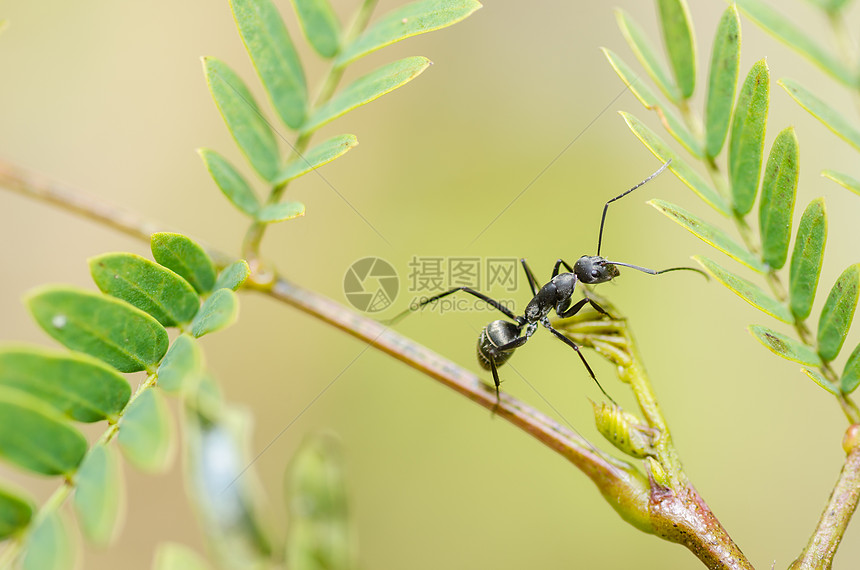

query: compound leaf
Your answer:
[789,198,827,320]
[231,0,307,129]
[621,112,730,214]
[695,255,792,322]
[337,0,482,66]
[117,388,174,473]
[656,0,696,99]
[198,148,260,216]
[735,0,856,85]
[704,5,740,158]
[73,443,124,546]
[780,79,860,152]
[0,484,34,540]
[21,510,76,570]
[276,134,358,184]
[0,387,87,476]
[157,335,203,394]
[842,343,860,394]
[151,233,217,295]
[215,260,251,291]
[26,286,168,373]
[191,289,239,338]
[291,0,341,58]
[90,253,199,327]
[749,324,822,366]
[203,57,280,181]
[615,9,680,102]
[728,59,769,215]
[818,264,860,362]
[823,170,860,196]
[256,201,306,223]
[301,56,431,134]
[649,199,766,272]
[602,48,702,156]
[759,127,798,270]
[802,367,839,395]
[0,346,130,423]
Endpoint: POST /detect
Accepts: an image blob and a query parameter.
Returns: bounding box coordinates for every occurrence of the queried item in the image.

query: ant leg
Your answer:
[520,259,539,296]
[489,358,501,412]
[543,321,616,403]
[551,259,576,278]
[385,286,519,325]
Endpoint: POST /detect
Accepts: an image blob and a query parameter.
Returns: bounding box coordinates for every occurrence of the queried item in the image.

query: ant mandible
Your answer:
[389,160,706,402]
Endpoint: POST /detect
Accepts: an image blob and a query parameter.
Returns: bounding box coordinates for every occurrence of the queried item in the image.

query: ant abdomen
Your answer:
[477,320,521,370]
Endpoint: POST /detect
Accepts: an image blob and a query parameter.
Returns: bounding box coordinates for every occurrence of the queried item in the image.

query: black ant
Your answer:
[389,160,706,402]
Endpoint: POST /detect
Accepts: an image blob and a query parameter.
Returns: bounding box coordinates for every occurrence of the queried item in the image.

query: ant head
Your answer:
[574,256,620,284]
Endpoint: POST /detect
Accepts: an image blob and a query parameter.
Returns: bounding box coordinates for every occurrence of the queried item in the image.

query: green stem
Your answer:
[0,374,158,569]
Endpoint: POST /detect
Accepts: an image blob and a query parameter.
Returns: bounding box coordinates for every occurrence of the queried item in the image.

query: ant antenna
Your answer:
[596,160,672,257]
[604,260,709,279]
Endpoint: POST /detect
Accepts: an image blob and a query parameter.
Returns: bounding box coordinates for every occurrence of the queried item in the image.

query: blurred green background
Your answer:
[2,0,860,568]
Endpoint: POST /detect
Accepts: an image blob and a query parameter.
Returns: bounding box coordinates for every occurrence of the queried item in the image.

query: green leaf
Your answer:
[656,0,696,99]
[620,112,731,214]
[21,511,76,570]
[615,9,681,102]
[818,264,860,361]
[90,253,200,327]
[191,289,239,338]
[73,443,124,546]
[789,199,827,320]
[802,367,839,395]
[198,149,260,216]
[151,233,217,295]
[694,255,792,322]
[203,57,280,182]
[841,343,860,394]
[215,260,251,291]
[157,335,203,394]
[779,79,860,152]
[823,170,860,196]
[748,325,822,366]
[602,48,702,157]
[301,56,431,134]
[256,201,306,223]
[276,134,359,184]
[117,388,174,473]
[0,484,34,540]
[648,199,767,272]
[0,386,87,476]
[728,59,769,215]
[704,5,740,158]
[0,346,130,422]
[231,0,307,130]
[291,0,341,58]
[734,0,856,85]
[26,286,169,373]
[153,542,213,570]
[337,0,482,66]
[759,127,798,270]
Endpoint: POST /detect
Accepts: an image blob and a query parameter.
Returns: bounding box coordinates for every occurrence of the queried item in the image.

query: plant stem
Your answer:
[1,158,756,567]
[789,430,860,570]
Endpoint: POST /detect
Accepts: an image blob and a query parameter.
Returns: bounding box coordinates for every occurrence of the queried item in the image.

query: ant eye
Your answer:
[591,269,600,278]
